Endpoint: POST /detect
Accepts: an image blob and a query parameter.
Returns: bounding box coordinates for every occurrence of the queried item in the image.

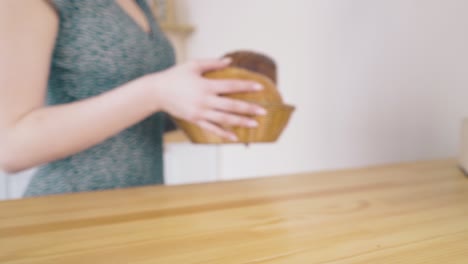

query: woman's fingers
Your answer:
[209,79,263,94]
[196,120,238,142]
[202,110,259,128]
[207,96,266,116]
[191,58,231,73]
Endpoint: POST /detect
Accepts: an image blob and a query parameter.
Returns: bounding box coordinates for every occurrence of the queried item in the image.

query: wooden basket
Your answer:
[175,103,295,144]
[173,50,294,144]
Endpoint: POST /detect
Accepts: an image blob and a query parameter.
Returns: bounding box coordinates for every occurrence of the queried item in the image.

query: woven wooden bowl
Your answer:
[175,103,295,144]
[174,50,294,144]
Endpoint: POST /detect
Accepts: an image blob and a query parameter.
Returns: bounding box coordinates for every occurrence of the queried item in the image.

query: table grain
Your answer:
[1,159,467,263]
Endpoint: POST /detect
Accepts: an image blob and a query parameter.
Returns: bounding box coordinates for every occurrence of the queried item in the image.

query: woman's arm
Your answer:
[0,1,265,173]
[0,1,163,173]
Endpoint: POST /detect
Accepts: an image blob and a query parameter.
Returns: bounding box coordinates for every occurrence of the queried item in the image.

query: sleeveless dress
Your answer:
[24,0,176,197]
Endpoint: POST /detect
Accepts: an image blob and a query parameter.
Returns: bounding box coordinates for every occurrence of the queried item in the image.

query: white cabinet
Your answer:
[0,169,35,200]
[164,143,219,185]
[0,171,6,200]
[4,169,35,199]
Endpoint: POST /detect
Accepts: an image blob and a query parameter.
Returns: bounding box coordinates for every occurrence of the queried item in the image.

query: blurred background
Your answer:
[1,0,468,199]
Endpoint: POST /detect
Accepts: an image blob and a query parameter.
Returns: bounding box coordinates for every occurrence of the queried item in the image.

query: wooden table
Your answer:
[1,159,467,263]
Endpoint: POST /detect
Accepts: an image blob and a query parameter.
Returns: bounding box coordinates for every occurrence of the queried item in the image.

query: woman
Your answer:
[0,0,265,197]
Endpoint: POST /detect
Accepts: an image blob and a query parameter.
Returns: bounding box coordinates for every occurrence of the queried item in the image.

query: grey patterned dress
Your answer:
[24,0,175,197]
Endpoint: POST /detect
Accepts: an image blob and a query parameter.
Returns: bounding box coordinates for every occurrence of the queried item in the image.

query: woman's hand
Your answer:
[150,58,267,141]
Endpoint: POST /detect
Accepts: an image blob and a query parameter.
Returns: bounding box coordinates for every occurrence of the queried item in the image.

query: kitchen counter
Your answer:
[1,159,467,263]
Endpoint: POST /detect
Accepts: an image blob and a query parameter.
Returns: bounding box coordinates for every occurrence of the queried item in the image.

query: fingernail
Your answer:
[256,108,267,115]
[247,120,258,127]
[253,83,263,90]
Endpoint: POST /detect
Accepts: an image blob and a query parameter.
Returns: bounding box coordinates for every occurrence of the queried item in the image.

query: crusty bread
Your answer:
[175,50,294,144]
[223,50,277,84]
[203,67,283,104]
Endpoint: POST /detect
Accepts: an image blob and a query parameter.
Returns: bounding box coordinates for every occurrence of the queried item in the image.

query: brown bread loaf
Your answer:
[223,50,277,84]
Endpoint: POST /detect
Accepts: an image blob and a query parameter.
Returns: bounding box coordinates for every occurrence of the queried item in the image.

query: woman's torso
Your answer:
[24,0,175,197]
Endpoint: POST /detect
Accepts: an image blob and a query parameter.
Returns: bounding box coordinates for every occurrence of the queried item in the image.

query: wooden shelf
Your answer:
[160,23,194,35]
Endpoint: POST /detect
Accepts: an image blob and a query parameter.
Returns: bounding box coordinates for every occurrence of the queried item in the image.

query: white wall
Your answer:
[180,0,468,179]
